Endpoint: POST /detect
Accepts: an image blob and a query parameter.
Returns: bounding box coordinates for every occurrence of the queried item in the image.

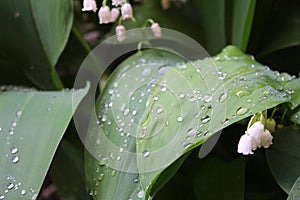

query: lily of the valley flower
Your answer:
[116,25,126,42]
[98,6,111,24]
[82,0,97,12]
[237,120,274,155]
[151,23,162,38]
[237,134,254,155]
[266,118,276,132]
[121,3,133,20]
[112,0,125,6]
[110,8,120,23]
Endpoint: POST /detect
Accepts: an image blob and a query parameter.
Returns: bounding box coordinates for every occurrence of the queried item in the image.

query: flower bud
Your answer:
[237,134,254,155]
[98,6,111,24]
[110,8,120,23]
[151,23,162,38]
[261,129,273,148]
[121,3,133,20]
[116,25,126,42]
[82,0,97,12]
[266,118,276,132]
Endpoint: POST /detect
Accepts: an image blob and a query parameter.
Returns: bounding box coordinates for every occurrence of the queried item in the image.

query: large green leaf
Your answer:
[266,126,300,194]
[0,0,73,89]
[193,157,246,200]
[231,0,256,51]
[136,46,291,199]
[288,176,300,200]
[0,84,89,199]
[85,49,187,200]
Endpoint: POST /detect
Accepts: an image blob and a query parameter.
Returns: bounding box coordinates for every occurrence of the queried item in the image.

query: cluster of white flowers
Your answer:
[237,117,276,155]
[82,0,162,42]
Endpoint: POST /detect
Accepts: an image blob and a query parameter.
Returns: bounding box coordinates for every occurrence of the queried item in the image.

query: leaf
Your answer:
[231,0,256,51]
[189,0,226,54]
[193,157,246,200]
[136,46,291,199]
[288,176,300,200]
[50,139,91,200]
[0,0,74,89]
[258,1,300,56]
[0,84,89,199]
[266,126,300,194]
[85,49,187,200]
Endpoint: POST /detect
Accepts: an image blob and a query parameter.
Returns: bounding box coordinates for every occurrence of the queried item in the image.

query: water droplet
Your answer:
[7,183,14,190]
[133,177,139,183]
[111,170,116,176]
[9,130,14,135]
[236,107,248,115]
[189,96,196,103]
[246,99,252,103]
[108,89,114,95]
[21,189,26,195]
[137,190,145,199]
[101,115,107,122]
[11,147,18,154]
[178,93,185,99]
[177,116,183,122]
[156,107,163,114]
[201,116,210,124]
[11,121,17,127]
[142,68,151,76]
[187,128,197,137]
[32,194,38,200]
[219,93,228,102]
[204,95,213,103]
[98,173,105,181]
[0,194,4,200]
[12,156,19,163]
[158,65,172,75]
[132,110,137,116]
[143,150,150,157]
[222,118,229,125]
[153,96,159,101]
[160,87,167,92]
[123,108,130,116]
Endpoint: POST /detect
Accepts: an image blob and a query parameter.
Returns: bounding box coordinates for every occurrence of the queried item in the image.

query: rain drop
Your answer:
[111,170,116,177]
[12,156,19,163]
[137,190,145,199]
[98,173,105,181]
[142,68,151,76]
[0,195,4,200]
[201,116,210,124]
[221,118,229,125]
[158,65,172,75]
[187,128,197,137]
[11,147,18,154]
[32,194,38,200]
[177,116,183,122]
[156,107,163,114]
[219,93,228,102]
[101,115,107,122]
[189,96,196,103]
[153,96,159,101]
[204,95,213,103]
[160,87,167,92]
[7,183,14,190]
[123,108,130,116]
[132,110,137,116]
[21,189,26,195]
[178,93,185,99]
[11,121,17,127]
[143,150,150,157]
[236,107,248,115]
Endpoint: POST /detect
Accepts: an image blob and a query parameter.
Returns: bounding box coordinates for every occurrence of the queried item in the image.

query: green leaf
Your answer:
[258,1,300,56]
[85,49,187,200]
[136,46,291,199]
[189,0,226,54]
[266,126,300,194]
[50,139,91,200]
[193,157,246,200]
[231,0,256,51]
[0,84,89,199]
[0,0,74,89]
[288,176,300,200]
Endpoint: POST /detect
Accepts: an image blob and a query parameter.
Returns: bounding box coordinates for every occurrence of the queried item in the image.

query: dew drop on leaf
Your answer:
[11,147,18,154]
[157,65,172,75]
[143,150,150,158]
[137,190,145,199]
[21,189,26,196]
[142,68,151,76]
[177,116,183,122]
[219,92,228,102]
[201,116,210,124]
[12,156,19,163]
[0,194,4,200]
[156,107,164,114]
[204,95,213,103]
[236,107,249,115]
[7,183,14,190]
[187,128,197,137]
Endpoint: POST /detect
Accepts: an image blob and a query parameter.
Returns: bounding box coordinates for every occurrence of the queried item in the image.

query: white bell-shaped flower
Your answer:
[121,3,133,20]
[237,134,254,155]
[112,0,125,6]
[116,25,126,42]
[151,23,162,38]
[266,118,276,132]
[82,0,97,12]
[261,129,273,148]
[98,6,111,24]
[246,121,265,149]
[110,8,120,23]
